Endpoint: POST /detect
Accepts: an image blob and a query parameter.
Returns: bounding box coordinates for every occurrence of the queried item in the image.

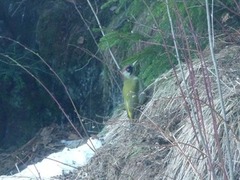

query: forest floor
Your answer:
[0,114,172,180]
[56,114,172,180]
[79,117,172,180]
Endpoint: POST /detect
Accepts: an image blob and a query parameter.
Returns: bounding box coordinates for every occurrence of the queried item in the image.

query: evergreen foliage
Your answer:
[99,31,147,51]
[100,0,210,85]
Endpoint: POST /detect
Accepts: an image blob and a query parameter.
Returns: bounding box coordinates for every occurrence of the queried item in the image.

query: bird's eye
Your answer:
[126,66,132,72]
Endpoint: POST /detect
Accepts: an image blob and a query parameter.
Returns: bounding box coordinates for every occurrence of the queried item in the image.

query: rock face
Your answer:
[0,0,115,149]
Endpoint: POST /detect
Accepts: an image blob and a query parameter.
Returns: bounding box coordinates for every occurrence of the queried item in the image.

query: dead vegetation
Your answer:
[83,44,240,180]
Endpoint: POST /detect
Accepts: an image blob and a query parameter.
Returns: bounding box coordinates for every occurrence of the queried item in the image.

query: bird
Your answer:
[122,65,145,120]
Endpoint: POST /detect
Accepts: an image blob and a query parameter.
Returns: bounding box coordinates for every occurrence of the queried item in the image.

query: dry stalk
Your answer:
[205,0,233,179]
[86,0,120,70]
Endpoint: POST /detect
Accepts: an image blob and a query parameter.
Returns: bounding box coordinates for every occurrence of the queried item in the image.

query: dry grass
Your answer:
[83,45,240,180]
[141,45,240,179]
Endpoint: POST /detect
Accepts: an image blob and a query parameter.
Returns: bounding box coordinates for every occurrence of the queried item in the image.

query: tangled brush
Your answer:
[141,45,240,179]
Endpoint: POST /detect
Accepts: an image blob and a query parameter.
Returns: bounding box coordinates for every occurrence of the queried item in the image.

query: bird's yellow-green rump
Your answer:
[123,76,139,120]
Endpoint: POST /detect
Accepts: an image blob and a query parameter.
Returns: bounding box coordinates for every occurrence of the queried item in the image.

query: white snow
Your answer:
[0,138,102,180]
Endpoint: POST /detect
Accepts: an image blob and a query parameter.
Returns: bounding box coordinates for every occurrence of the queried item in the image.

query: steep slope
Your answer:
[82,44,240,179]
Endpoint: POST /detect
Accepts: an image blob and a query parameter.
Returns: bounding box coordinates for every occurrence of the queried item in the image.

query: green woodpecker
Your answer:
[122,65,145,120]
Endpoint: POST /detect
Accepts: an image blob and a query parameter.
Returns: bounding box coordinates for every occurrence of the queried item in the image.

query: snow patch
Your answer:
[0,138,102,180]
